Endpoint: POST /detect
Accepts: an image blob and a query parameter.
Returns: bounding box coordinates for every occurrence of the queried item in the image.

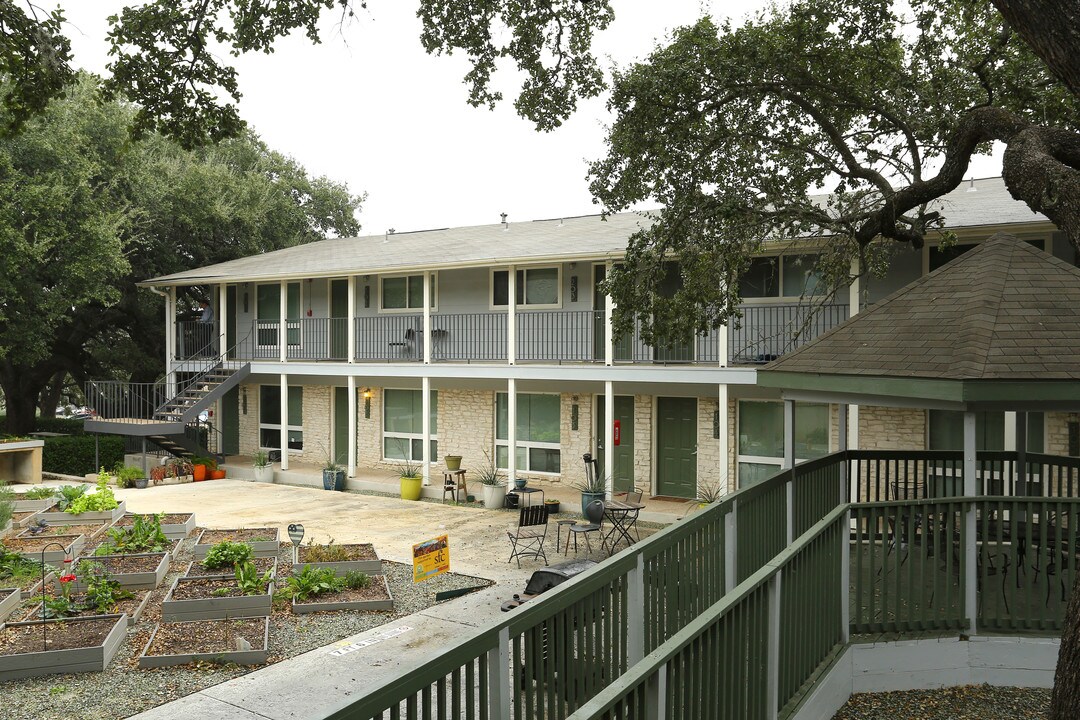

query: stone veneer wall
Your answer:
[438,389,494,474]
[857,405,926,450]
[356,387,383,469]
[1045,412,1072,456]
[238,383,259,456]
[559,393,593,487]
[633,395,653,493]
[697,396,723,495]
[297,385,331,466]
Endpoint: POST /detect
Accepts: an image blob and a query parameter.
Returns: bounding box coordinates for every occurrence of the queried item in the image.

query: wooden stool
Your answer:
[442,469,467,502]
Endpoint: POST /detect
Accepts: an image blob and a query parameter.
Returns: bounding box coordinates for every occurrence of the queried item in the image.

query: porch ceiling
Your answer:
[757,233,1080,410]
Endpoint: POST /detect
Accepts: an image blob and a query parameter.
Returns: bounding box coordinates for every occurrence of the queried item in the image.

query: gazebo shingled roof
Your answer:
[756,233,1080,410]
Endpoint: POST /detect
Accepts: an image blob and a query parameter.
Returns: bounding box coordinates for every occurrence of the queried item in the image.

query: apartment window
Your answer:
[255,282,301,347]
[259,385,303,451]
[380,274,436,311]
[737,400,829,487]
[492,267,561,307]
[928,410,1044,453]
[930,238,1045,272]
[496,393,561,473]
[383,389,438,461]
[739,254,825,299]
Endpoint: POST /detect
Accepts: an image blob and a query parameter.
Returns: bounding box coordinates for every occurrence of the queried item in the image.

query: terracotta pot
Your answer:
[210,469,227,480]
[192,464,208,482]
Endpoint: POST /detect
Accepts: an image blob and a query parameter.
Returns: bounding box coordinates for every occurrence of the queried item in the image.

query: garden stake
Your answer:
[39,542,68,652]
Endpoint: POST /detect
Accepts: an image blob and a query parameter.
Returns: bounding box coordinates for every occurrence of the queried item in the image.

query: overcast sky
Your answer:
[58,1,1003,238]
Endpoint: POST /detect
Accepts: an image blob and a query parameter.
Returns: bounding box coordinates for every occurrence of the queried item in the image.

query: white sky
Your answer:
[58,1,1003,237]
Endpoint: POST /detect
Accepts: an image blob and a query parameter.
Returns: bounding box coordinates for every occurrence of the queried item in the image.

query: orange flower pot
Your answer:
[211,469,227,480]
[192,464,208,482]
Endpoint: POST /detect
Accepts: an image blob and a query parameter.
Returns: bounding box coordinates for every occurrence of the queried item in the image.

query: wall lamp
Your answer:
[362,387,372,418]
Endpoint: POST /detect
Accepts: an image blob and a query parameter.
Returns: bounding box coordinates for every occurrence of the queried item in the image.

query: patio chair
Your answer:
[613,487,644,541]
[565,499,606,556]
[507,505,549,568]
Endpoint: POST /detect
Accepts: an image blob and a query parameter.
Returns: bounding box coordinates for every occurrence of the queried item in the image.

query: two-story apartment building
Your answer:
[94,177,1072,499]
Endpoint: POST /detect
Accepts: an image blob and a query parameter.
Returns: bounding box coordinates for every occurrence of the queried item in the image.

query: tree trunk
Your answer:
[0,377,41,435]
[1051,570,1080,718]
[991,0,1080,100]
[37,370,66,419]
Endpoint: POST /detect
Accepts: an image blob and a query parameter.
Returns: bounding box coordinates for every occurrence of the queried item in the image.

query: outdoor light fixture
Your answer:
[570,276,578,302]
[241,387,247,415]
[713,410,720,439]
[571,404,579,431]
[363,388,372,418]
[364,285,370,308]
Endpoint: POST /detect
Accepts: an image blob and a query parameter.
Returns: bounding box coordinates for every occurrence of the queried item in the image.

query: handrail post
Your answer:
[725,501,737,592]
[644,663,667,720]
[766,569,782,720]
[963,411,977,635]
[488,627,511,719]
[841,508,851,644]
[627,554,645,664]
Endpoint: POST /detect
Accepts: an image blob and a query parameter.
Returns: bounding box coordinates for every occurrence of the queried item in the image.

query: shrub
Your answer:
[0,481,12,529]
[0,414,85,436]
[42,435,123,476]
[202,541,253,570]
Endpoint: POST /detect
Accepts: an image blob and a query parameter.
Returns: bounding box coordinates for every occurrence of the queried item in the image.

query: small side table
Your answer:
[514,486,545,507]
[442,469,468,502]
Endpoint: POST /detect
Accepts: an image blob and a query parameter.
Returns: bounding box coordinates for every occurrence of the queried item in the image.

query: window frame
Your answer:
[258,384,304,454]
[381,388,439,463]
[254,282,302,349]
[735,399,831,488]
[378,273,438,313]
[495,392,562,475]
[738,253,826,301]
[490,266,563,310]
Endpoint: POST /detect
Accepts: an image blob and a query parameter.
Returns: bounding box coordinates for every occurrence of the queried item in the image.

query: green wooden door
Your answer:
[333,386,349,466]
[221,386,240,456]
[330,279,348,360]
[596,396,635,493]
[593,264,633,361]
[656,397,697,498]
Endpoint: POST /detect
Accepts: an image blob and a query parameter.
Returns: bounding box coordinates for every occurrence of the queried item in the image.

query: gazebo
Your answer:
[757,232,1080,635]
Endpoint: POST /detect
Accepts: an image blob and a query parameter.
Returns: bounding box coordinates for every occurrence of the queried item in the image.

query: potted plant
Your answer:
[544,498,561,517]
[191,457,212,482]
[476,450,507,510]
[572,469,608,516]
[323,459,346,492]
[397,454,423,501]
[444,454,463,471]
[252,450,273,484]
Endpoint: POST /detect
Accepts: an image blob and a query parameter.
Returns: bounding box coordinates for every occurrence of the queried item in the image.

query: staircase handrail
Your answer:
[152,326,254,419]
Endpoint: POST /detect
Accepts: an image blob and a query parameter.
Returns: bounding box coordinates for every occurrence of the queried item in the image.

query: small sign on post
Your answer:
[412,534,450,583]
[288,523,305,565]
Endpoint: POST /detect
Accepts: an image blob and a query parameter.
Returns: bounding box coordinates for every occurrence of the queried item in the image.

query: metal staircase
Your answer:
[85,330,251,462]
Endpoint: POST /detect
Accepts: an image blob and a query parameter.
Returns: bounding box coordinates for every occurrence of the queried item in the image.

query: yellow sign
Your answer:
[413,534,450,583]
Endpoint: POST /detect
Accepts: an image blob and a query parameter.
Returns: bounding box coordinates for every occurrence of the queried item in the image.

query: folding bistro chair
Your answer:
[612,487,644,542]
[507,505,550,568]
[565,499,606,556]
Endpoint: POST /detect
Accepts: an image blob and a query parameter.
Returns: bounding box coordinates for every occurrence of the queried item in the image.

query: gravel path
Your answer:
[833,684,1050,719]
[0,537,491,720]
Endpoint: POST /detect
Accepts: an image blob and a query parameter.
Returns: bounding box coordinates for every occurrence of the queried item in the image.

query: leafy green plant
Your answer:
[66,475,119,515]
[0,481,13,529]
[95,513,168,555]
[55,484,88,510]
[341,570,371,590]
[571,468,610,494]
[696,478,725,505]
[390,438,422,479]
[0,544,51,584]
[81,562,133,614]
[302,537,352,562]
[42,595,78,619]
[112,463,145,489]
[234,561,272,596]
[476,448,505,487]
[21,486,58,500]
[277,565,339,602]
[202,540,253,570]
[252,450,270,468]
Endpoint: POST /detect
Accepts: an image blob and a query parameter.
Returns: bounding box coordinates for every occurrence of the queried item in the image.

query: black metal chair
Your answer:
[565,500,606,555]
[613,487,644,542]
[507,505,549,568]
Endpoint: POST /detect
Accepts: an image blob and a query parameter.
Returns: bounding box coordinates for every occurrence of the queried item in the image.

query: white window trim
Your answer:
[740,253,829,302]
[735,399,829,487]
[489,266,563,310]
[254,282,303,349]
[258,385,303,454]
[381,388,438,463]
[495,391,562,475]
[378,273,438,313]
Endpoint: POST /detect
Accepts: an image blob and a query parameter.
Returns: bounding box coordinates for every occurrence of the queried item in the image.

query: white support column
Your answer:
[487,628,511,719]
[507,378,517,486]
[507,266,517,366]
[963,410,977,635]
[347,276,356,363]
[218,283,227,361]
[626,554,645,664]
[766,570,782,720]
[1016,411,1028,495]
[422,272,432,364]
[604,381,615,499]
[421,376,431,485]
[847,258,861,450]
[279,280,287,363]
[166,288,177,398]
[280,373,289,471]
[838,403,849,503]
[718,384,729,493]
[347,376,357,478]
[604,261,614,366]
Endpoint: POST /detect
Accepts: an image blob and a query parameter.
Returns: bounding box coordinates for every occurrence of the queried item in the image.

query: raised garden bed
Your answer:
[4,534,86,563]
[9,572,56,600]
[138,617,269,668]
[22,589,151,627]
[62,553,170,591]
[194,528,280,559]
[115,512,196,540]
[87,537,182,560]
[294,543,381,576]
[13,498,56,514]
[161,575,274,621]
[0,614,127,681]
[0,588,19,622]
[37,500,126,524]
[16,522,110,541]
[11,509,48,528]
[291,574,394,614]
[184,557,277,579]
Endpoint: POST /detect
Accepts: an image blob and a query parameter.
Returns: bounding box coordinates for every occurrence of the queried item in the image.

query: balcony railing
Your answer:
[336,448,1078,719]
[179,303,849,366]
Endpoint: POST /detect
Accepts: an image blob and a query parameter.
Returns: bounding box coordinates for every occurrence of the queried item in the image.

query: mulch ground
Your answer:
[297,542,377,563]
[833,684,1051,719]
[169,578,269,600]
[143,618,266,656]
[198,529,277,544]
[0,616,119,656]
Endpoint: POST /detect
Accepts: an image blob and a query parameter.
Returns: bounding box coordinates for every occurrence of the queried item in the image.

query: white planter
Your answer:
[252,466,273,483]
[482,484,507,510]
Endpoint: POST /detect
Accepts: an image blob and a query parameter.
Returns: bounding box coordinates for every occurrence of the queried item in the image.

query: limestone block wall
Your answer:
[439,389,495,473]
[1045,412,1072,456]
[697,396,723,496]
[857,405,925,450]
[298,385,331,466]
[633,395,653,493]
[238,383,259,456]
[356,387,383,469]
[559,393,592,487]
[726,398,738,494]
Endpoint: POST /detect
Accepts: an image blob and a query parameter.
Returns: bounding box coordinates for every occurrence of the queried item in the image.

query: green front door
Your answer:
[596,395,634,493]
[330,279,348,360]
[593,264,633,361]
[656,397,697,498]
[221,386,240,456]
[333,386,349,466]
